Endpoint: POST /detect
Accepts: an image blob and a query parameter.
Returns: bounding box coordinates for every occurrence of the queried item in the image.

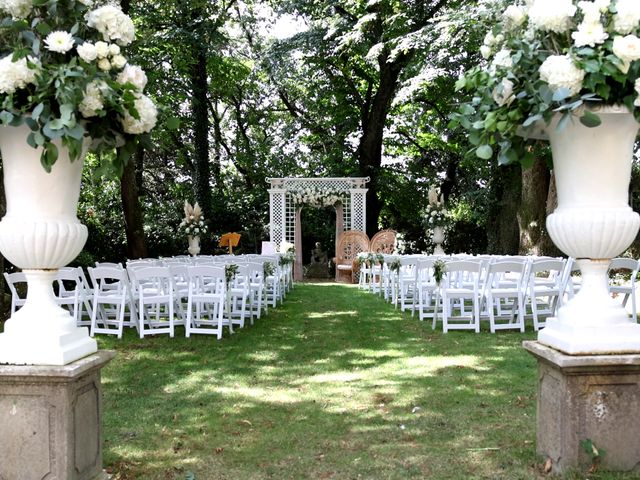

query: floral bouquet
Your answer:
[0,0,157,172]
[179,201,207,237]
[424,204,448,229]
[450,0,640,165]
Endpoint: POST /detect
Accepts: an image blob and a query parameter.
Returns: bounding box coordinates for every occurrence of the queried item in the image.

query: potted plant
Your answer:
[451,0,640,354]
[0,0,158,365]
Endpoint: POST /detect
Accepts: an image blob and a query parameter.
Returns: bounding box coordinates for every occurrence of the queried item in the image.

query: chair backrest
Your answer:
[95,261,124,269]
[443,260,483,289]
[88,266,130,295]
[4,271,27,311]
[187,265,225,295]
[609,257,640,274]
[336,231,370,264]
[370,229,397,254]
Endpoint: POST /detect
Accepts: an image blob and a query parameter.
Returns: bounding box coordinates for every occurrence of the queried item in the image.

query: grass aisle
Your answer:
[98,283,629,480]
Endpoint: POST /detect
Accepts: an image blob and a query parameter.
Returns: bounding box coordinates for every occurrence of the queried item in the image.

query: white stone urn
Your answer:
[188,235,200,256]
[534,106,640,355]
[0,124,97,365]
[432,226,445,256]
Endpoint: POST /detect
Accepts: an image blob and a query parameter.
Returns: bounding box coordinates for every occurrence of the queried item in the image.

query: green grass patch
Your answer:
[99,283,634,479]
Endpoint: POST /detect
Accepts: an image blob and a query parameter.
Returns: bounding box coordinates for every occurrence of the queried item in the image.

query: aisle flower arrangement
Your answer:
[0,0,157,172]
[450,0,640,165]
[179,201,207,237]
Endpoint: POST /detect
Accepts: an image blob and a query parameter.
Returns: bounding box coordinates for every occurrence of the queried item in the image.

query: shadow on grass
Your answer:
[98,284,635,480]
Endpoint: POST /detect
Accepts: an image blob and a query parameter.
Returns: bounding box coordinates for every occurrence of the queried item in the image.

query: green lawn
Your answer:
[99,283,633,480]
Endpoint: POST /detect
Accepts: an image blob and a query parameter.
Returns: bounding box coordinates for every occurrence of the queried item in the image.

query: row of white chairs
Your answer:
[4,254,294,340]
[358,254,640,333]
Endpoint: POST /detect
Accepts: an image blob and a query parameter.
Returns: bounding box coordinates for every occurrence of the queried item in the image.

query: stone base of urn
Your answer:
[0,351,115,480]
[524,341,640,474]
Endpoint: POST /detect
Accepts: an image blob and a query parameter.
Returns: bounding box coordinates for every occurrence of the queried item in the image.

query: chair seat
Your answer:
[336,264,353,271]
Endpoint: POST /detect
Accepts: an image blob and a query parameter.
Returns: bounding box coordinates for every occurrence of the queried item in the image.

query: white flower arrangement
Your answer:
[179,201,208,237]
[0,0,157,173]
[424,185,448,228]
[289,186,343,207]
[451,0,640,165]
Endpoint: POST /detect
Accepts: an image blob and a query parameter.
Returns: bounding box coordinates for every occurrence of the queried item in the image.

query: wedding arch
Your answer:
[267,177,369,280]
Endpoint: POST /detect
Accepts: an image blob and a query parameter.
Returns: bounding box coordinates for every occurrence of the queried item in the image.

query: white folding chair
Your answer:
[525,258,566,331]
[482,260,527,333]
[4,271,27,315]
[88,265,138,339]
[439,260,483,333]
[130,266,175,338]
[56,267,93,327]
[608,257,640,322]
[185,265,229,339]
[398,257,418,314]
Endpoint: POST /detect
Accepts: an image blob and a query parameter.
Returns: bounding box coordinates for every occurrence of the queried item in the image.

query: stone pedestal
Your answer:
[524,341,640,474]
[0,351,116,480]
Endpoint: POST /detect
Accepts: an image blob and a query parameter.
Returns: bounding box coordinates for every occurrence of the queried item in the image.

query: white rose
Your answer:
[635,78,640,95]
[612,35,640,63]
[121,94,158,134]
[116,64,148,91]
[0,54,39,94]
[539,55,585,96]
[571,21,608,47]
[502,5,526,30]
[77,42,98,62]
[492,49,513,69]
[529,0,577,33]
[95,41,109,58]
[97,58,111,71]
[0,0,32,19]
[594,0,610,11]
[111,54,127,69]
[44,31,75,53]
[78,0,93,5]
[613,0,640,35]
[492,78,516,107]
[108,44,121,56]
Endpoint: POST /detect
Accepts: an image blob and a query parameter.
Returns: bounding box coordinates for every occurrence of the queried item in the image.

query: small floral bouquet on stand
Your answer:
[423,186,448,229]
[179,201,207,237]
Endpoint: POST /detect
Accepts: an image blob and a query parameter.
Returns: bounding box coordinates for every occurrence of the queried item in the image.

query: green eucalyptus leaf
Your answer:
[522,114,542,127]
[476,145,493,160]
[0,111,14,125]
[580,110,602,128]
[32,102,44,121]
[552,88,571,102]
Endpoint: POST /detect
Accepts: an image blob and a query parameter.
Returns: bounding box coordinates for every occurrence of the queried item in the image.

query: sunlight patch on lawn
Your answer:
[305,371,363,383]
[214,385,300,404]
[306,311,358,318]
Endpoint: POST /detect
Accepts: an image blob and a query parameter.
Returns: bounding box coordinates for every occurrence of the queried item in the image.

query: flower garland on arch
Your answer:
[289,185,343,207]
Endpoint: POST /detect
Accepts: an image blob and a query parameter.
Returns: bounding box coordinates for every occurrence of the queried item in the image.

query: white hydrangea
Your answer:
[480,45,492,59]
[0,55,39,94]
[613,0,640,35]
[528,0,577,33]
[86,5,136,46]
[121,94,157,134]
[0,0,33,19]
[78,80,106,117]
[44,31,75,53]
[571,21,608,47]
[502,5,527,30]
[577,1,602,24]
[492,49,513,69]
[594,0,611,10]
[539,55,585,96]
[77,42,98,62]
[116,64,147,91]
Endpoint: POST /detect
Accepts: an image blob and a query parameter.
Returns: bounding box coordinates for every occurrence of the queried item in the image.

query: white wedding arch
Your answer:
[267,177,369,280]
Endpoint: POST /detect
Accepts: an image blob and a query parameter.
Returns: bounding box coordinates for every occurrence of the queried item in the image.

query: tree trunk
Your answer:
[518,158,558,255]
[120,147,148,259]
[487,163,521,255]
[357,55,407,237]
[191,45,212,218]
